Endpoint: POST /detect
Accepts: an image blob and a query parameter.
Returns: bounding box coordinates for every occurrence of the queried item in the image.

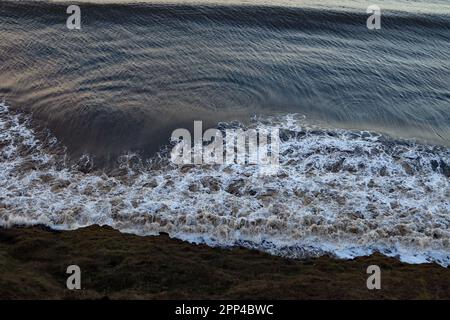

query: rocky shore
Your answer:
[0,225,448,300]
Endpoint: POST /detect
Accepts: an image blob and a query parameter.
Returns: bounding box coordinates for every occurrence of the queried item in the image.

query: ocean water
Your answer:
[0,0,449,265]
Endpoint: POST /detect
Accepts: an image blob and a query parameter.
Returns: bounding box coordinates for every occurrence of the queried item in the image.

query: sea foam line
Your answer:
[0,102,449,266]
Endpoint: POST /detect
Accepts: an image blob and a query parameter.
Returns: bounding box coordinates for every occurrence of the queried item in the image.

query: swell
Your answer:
[1,0,449,165]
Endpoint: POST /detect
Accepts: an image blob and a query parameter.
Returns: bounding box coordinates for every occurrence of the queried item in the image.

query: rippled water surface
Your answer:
[1,1,449,160]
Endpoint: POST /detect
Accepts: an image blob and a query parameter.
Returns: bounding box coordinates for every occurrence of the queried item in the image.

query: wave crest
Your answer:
[1,103,449,266]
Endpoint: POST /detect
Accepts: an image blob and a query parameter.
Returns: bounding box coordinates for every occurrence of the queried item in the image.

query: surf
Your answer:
[1,102,449,266]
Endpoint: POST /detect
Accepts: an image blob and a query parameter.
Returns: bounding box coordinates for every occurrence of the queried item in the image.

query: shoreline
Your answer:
[0,225,448,300]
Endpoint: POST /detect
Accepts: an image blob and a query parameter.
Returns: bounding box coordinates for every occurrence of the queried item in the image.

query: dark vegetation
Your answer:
[0,225,448,299]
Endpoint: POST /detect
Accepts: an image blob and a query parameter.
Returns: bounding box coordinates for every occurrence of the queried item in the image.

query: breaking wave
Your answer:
[1,102,449,266]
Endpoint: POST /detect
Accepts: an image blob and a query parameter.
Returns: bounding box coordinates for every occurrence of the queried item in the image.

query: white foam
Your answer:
[0,103,449,266]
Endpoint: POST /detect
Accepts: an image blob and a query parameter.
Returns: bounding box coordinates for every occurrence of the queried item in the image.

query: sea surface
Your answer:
[0,0,449,266]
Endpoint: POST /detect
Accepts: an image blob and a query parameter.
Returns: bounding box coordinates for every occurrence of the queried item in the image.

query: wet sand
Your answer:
[0,225,448,300]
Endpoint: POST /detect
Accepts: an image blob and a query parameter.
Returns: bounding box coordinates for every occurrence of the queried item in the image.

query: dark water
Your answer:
[0,1,449,164]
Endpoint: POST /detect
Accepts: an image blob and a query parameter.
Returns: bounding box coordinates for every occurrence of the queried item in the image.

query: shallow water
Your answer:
[1,102,449,265]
